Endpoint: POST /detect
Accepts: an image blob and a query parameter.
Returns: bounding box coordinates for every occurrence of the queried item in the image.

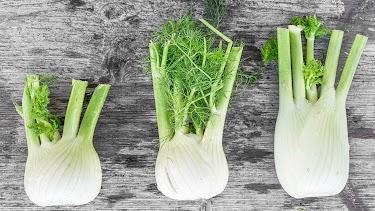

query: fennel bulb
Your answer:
[149,16,243,200]
[272,21,367,198]
[16,75,110,206]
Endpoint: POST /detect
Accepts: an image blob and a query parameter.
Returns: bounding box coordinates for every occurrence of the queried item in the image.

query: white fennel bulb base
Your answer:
[275,89,349,198]
[25,139,102,206]
[155,129,228,200]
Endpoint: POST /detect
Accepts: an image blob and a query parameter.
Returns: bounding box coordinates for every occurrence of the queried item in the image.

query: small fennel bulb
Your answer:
[264,16,367,198]
[16,75,110,206]
[149,16,243,200]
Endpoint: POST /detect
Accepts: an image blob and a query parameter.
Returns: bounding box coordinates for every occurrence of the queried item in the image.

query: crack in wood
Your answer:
[339,182,368,211]
[244,183,281,194]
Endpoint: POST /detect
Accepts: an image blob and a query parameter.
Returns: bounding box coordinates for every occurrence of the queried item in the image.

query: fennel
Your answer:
[263,16,367,198]
[149,16,243,200]
[16,75,110,206]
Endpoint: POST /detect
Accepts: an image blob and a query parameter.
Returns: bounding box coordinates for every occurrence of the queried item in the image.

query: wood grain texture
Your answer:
[0,0,374,210]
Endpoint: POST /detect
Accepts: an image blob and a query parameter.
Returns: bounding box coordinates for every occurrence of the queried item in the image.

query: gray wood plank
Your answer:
[0,0,374,210]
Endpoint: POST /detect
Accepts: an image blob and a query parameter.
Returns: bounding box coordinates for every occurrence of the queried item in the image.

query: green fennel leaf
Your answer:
[291,15,330,39]
[151,15,233,133]
[204,0,227,27]
[303,59,325,88]
[261,37,278,65]
[27,76,60,140]
[235,70,260,94]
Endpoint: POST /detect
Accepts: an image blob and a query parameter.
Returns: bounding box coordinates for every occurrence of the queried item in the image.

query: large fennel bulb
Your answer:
[149,17,242,200]
[17,75,110,206]
[273,25,367,198]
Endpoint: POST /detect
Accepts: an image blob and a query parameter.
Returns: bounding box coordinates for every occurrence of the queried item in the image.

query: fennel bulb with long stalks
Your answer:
[149,16,243,200]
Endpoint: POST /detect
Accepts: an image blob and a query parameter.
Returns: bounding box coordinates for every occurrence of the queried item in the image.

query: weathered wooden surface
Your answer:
[0,0,374,210]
